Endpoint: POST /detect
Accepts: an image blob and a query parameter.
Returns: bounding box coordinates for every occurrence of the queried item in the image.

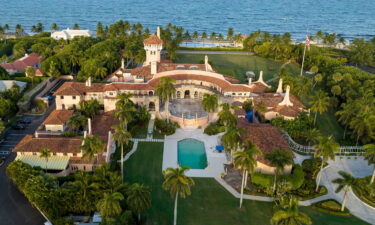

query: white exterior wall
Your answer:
[55,95,81,110]
[45,124,65,132]
[144,44,162,65]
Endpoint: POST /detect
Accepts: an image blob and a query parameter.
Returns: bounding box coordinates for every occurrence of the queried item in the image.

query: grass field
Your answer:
[175,53,300,83]
[124,142,369,225]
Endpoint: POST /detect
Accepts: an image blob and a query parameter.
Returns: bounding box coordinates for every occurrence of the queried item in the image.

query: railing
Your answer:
[281,131,364,155]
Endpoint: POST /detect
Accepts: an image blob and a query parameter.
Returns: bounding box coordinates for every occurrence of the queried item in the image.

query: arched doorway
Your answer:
[148,102,155,111]
[177,91,181,99]
[148,91,153,96]
[184,90,190,99]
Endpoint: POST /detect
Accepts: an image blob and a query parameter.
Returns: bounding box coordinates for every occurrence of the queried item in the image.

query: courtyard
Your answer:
[124,142,369,225]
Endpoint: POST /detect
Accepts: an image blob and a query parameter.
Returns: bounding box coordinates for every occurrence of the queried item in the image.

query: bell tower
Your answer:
[143,27,163,66]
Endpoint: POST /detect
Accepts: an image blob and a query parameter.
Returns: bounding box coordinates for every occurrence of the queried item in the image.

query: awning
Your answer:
[16,155,70,170]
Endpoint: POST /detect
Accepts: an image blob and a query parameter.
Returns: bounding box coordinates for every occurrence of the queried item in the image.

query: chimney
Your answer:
[157,26,161,39]
[279,85,293,107]
[35,131,38,138]
[276,78,283,94]
[248,77,252,86]
[82,131,87,145]
[205,55,209,71]
[106,131,113,163]
[151,61,157,75]
[257,71,264,83]
[88,118,92,135]
[86,77,92,87]
[121,58,125,69]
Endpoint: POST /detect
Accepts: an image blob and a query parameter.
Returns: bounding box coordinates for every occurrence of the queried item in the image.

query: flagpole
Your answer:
[300,37,307,76]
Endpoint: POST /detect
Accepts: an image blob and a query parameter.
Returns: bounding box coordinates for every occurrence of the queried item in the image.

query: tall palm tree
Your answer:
[39,148,51,172]
[80,135,104,162]
[162,167,194,225]
[233,140,260,208]
[115,93,136,130]
[304,128,320,146]
[50,23,58,31]
[68,171,96,213]
[221,128,243,163]
[97,192,124,219]
[364,144,375,184]
[336,101,355,139]
[332,171,357,211]
[126,183,151,222]
[112,124,131,183]
[309,90,330,125]
[25,67,36,87]
[314,136,339,191]
[68,114,87,132]
[265,148,293,192]
[218,103,237,128]
[201,93,218,121]
[349,111,375,145]
[271,196,312,225]
[155,77,176,122]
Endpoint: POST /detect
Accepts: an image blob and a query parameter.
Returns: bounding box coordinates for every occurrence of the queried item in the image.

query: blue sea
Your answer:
[0,0,374,40]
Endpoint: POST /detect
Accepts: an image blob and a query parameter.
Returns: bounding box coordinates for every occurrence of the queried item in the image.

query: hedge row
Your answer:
[312,199,351,217]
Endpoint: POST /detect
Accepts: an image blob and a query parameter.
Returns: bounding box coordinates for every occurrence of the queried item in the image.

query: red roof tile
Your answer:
[1,53,41,71]
[43,110,74,125]
[13,135,82,153]
[143,34,163,45]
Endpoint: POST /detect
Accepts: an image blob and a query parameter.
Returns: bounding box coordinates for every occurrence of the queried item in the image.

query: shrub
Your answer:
[154,118,179,135]
[251,172,274,188]
[204,121,226,135]
[283,164,305,190]
[34,99,47,112]
[302,157,322,179]
[352,176,375,207]
[242,99,253,112]
[312,199,351,217]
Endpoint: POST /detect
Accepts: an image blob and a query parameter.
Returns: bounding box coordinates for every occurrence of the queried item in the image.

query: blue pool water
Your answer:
[1,0,375,40]
[178,139,207,169]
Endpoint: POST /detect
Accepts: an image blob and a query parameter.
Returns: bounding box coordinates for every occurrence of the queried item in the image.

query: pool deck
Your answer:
[162,128,227,177]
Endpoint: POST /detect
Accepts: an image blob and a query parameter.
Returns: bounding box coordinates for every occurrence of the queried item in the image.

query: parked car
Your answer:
[12,123,26,130]
[17,117,32,124]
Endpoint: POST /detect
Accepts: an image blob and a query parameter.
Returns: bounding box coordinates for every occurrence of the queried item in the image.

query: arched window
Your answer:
[149,102,155,111]
[149,91,153,96]
[177,91,181,99]
[194,91,198,99]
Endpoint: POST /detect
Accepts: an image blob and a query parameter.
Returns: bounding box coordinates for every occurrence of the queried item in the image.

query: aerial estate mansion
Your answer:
[13,28,305,175]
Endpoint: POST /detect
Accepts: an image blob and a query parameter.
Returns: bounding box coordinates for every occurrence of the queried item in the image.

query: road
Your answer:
[176,50,253,55]
[0,104,55,225]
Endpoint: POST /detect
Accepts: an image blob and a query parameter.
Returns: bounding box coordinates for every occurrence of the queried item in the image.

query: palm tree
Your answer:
[314,136,339,191]
[221,128,243,163]
[332,171,357,211]
[350,111,375,145]
[155,77,176,122]
[304,128,320,146]
[218,103,237,128]
[73,23,80,30]
[80,135,104,162]
[265,148,293,192]
[336,101,355,139]
[233,140,260,208]
[50,23,58,31]
[115,101,136,130]
[201,94,218,121]
[309,90,330,125]
[126,183,151,222]
[39,148,51,172]
[271,196,312,225]
[97,192,124,219]
[68,114,87,132]
[15,24,24,37]
[68,171,96,213]
[112,124,131,183]
[364,144,375,184]
[162,167,194,225]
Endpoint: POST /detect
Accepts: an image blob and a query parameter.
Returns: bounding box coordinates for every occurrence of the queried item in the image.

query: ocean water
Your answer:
[0,0,374,40]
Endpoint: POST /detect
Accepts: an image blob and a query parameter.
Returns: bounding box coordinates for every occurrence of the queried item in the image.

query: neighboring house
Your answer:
[42,110,74,132]
[0,80,27,92]
[0,53,41,75]
[51,28,93,40]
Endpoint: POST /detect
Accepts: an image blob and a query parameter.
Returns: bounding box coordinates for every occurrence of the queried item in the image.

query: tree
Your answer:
[25,67,36,86]
[210,32,216,40]
[331,85,341,97]
[46,60,61,77]
[265,148,293,192]
[73,24,80,30]
[79,99,101,118]
[126,183,151,222]
[242,99,253,112]
[68,171,96,213]
[50,23,58,31]
[0,120,4,134]
[271,196,312,225]
[162,167,194,225]
[192,31,199,40]
[314,136,339,191]
[15,24,24,37]
[112,124,131,183]
[221,127,243,163]
[309,90,330,125]
[233,140,259,208]
[349,38,374,66]
[316,30,324,43]
[201,93,218,121]
[115,93,136,130]
[332,171,357,211]
[80,135,104,162]
[39,148,51,172]
[349,111,375,145]
[304,128,320,146]
[155,77,176,122]
[227,27,234,40]
[68,114,87,131]
[218,103,237,128]
[97,22,105,39]
[36,23,43,33]
[201,32,207,39]
[364,144,375,184]
[97,192,124,219]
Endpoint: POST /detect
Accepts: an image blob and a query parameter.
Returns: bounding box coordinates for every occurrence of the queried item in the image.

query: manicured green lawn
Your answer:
[175,53,300,83]
[124,142,369,225]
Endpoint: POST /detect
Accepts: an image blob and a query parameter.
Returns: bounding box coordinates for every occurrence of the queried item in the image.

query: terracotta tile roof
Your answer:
[250,82,269,93]
[1,53,41,71]
[43,110,74,125]
[104,83,154,91]
[237,119,292,166]
[54,82,104,96]
[232,101,243,106]
[92,111,118,143]
[13,135,82,153]
[143,34,163,45]
[223,75,239,84]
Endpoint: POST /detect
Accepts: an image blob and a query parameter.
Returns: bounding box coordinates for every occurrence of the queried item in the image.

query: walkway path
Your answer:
[147,113,155,139]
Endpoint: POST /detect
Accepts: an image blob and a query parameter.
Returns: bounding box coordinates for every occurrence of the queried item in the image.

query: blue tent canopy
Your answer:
[216,145,224,152]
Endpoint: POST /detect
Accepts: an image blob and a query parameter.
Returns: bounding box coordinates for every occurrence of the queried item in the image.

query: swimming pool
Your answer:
[177,139,207,169]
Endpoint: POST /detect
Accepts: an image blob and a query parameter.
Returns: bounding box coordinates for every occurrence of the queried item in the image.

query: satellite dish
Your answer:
[246,71,255,78]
